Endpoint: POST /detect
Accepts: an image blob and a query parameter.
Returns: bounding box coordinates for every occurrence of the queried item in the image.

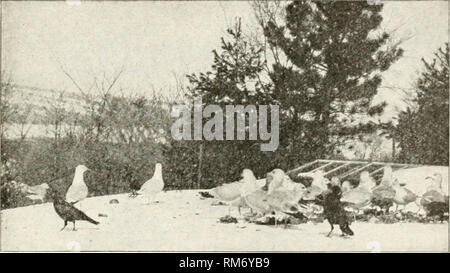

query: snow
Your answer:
[1,190,447,252]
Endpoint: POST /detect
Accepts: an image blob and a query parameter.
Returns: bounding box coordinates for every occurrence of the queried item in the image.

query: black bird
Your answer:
[423,199,449,223]
[199,191,215,199]
[323,183,354,237]
[50,189,99,231]
[124,166,141,197]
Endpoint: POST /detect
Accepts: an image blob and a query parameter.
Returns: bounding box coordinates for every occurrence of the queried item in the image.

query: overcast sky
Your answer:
[2,1,448,120]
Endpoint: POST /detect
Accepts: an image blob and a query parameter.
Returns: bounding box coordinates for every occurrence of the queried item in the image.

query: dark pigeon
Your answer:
[199,191,214,198]
[124,167,141,197]
[323,183,354,237]
[50,189,99,231]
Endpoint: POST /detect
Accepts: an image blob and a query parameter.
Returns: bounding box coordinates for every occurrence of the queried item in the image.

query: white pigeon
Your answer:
[211,170,268,216]
[212,181,244,203]
[310,170,329,191]
[242,169,272,215]
[24,183,50,202]
[266,169,286,194]
[212,180,247,215]
[244,189,272,216]
[240,169,259,197]
[360,171,377,190]
[380,165,393,186]
[421,173,446,205]
[66,165,90,204]
[341,180,353,193]
[138,163,164,204]
[279,175,298,191]
[299,170,329,201]
[330,176,340,187]
[267,183,308,214]
[341,171,374,210]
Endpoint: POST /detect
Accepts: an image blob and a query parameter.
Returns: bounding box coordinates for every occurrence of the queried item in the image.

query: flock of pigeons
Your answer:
[48,163,164,231]
[24,161,447,235]
[209,166,449,237]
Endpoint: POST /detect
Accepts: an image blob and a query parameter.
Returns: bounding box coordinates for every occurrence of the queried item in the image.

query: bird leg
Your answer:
[326,222,334,237]
[72,221,77,231]
[60,220,68,231]
[144,196,153,205]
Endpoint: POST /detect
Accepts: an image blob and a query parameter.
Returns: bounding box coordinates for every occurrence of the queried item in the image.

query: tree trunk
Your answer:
[392,137,396,160]
[197,142,203,189]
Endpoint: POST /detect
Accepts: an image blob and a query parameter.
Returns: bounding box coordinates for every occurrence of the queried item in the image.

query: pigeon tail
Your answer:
[84,216,99,225]
[339,223,354,236]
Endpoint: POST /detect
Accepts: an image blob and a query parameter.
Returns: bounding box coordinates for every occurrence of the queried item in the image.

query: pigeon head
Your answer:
[433,173,443,187]
[293,182,307,195]
[359,171,376,190]
[425,174,441,191]
[360,171,370,180]
[267,169,285,184]
[425,175,435,184]
[330,176,340,186]
[76,165,89,173]
[392,178,400,186]
[240,169,257,196]
[297,183,307,192]
[241,169,255,180]
[151,163,163,180]
[341,180,352,192]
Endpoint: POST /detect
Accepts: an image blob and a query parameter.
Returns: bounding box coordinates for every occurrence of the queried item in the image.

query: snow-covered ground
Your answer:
[1,190,448,252]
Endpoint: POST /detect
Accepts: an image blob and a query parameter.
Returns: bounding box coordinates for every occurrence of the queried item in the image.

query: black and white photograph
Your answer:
[0,0,448,252]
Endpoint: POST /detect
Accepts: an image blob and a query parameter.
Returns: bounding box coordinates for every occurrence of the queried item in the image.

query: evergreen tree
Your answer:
[397,43,449,165]
[185,20,276,186]
[263,1,403,163]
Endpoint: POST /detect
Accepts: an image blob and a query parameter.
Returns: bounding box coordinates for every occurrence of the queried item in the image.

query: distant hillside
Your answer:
[9,85,86,123]
[4,85,393,160]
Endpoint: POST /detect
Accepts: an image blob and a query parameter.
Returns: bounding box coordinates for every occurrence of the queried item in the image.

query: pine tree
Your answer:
[186,20,276,186]
[262,1,403,162]
[397,43,449,165]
